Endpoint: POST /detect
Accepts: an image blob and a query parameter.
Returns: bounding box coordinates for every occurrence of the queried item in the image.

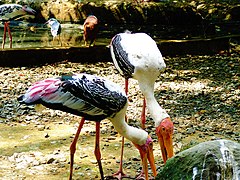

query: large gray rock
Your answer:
[156,140,240,180]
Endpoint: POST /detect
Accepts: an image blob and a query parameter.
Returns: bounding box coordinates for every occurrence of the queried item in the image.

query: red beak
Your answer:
[156,117,174,163]
[134,136,157,179]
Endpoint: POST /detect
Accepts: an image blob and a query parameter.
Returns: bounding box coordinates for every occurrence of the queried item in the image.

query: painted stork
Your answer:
[0,4,36,49]
[45,18,61,45]
[110,31,174,173]
[83,15,98,47]
[18,73,157,180]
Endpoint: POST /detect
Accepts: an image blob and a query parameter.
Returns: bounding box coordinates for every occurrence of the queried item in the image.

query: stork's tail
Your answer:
[17,94,33,105]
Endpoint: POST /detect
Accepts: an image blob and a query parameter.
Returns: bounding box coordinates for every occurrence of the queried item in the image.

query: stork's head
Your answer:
[133,136,157,179]
[156,117,174,163]
[45,18,58,26]
[22,5,36,15]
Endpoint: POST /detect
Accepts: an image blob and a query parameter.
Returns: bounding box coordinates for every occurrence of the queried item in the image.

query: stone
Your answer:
[47,157,55,164]
[37,125,45,131]
[156,139,240,180]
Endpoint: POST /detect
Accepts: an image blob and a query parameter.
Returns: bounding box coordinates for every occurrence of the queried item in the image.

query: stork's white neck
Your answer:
[139,81,169,127]
[145,94,169,127]
[110,104,148,146]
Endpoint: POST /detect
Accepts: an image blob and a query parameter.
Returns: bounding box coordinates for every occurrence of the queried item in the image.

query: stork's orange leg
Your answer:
[112,116,129,179]
[125,78,129,95]
[112,78,130,179]
[6,22,12,48]
[2,22,7,49]
[69,117,85,180]
[141,98,146,129]
[94,121,104,180]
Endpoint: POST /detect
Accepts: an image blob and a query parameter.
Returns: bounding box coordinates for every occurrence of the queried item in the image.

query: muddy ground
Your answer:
[0,52,239,179]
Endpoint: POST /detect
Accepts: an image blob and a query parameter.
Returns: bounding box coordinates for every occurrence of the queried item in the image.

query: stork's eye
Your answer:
[149,142,153,148]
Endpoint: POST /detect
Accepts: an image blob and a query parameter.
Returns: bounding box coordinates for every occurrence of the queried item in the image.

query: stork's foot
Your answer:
[136,171,145,180]
[110,170,130,179]
[136,172,155,180]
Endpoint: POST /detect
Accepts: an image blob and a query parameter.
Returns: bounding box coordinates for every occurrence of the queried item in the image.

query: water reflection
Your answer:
[1,20,203,50]
[2,20,237,49]
[0,21,110,49]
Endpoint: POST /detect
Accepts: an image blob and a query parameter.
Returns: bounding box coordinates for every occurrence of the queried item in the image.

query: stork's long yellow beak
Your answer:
[156,117,174,163]
[158,131,174,163]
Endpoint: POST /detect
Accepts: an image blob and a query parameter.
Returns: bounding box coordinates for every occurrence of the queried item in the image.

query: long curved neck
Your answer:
[139,81,169,127]
[110,105,148,146]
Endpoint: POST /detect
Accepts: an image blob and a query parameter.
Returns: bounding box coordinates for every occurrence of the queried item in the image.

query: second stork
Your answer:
[110,31,174,166]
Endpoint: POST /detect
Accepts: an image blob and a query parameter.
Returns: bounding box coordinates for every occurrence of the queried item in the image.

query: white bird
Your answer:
[110,31,174,178]
[18,73,157,180]
[45,18,61,45]
[0,4,36,49]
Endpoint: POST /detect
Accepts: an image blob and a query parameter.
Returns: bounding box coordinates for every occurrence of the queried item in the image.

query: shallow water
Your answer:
[1,20,239,50]
[0,21,111,49]
[0,20,207,50]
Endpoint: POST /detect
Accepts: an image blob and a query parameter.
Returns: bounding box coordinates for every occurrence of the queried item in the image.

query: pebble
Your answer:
[44,133,50,138]
[47,157,55,164]
[37,125,45,131]
[0,56,239,178]
[186,128,195,134]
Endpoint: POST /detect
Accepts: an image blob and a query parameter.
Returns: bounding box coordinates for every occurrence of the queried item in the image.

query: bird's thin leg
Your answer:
[112,78,129,179]
[90,39,93,47]
[138,93,147,179]
[94,121,104,180]
[2,22,7,49]
[83,35,87,47]
[112,116,129,179]
[58,35,62,46]
[125,78,129,95]
[85,41,89,47]
[137,98,148,179]
[90,37,96,47]
[52,37,55,46]
[6,22,12,48]
[69,117,85,180]
[141,98,146,129]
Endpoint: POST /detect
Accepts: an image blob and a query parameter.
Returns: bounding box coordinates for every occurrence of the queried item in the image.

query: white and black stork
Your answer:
[45,18,61,45]
[18,73,157,180]
[0,4,36,49]
[110,31,174,178]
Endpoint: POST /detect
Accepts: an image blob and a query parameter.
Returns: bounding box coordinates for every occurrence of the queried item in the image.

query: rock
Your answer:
[47,157,55,164]
[44,133,50,138]
[156,140,240,180]
[37,125,45,131]
[21,135,30,140]
[132,157,141,161]
[186,127,195,134]
[90,160,97,164]
[32,160,40,166]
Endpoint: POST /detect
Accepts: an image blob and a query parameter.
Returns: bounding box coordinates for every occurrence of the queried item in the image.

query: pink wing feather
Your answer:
[22,78,61,103]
